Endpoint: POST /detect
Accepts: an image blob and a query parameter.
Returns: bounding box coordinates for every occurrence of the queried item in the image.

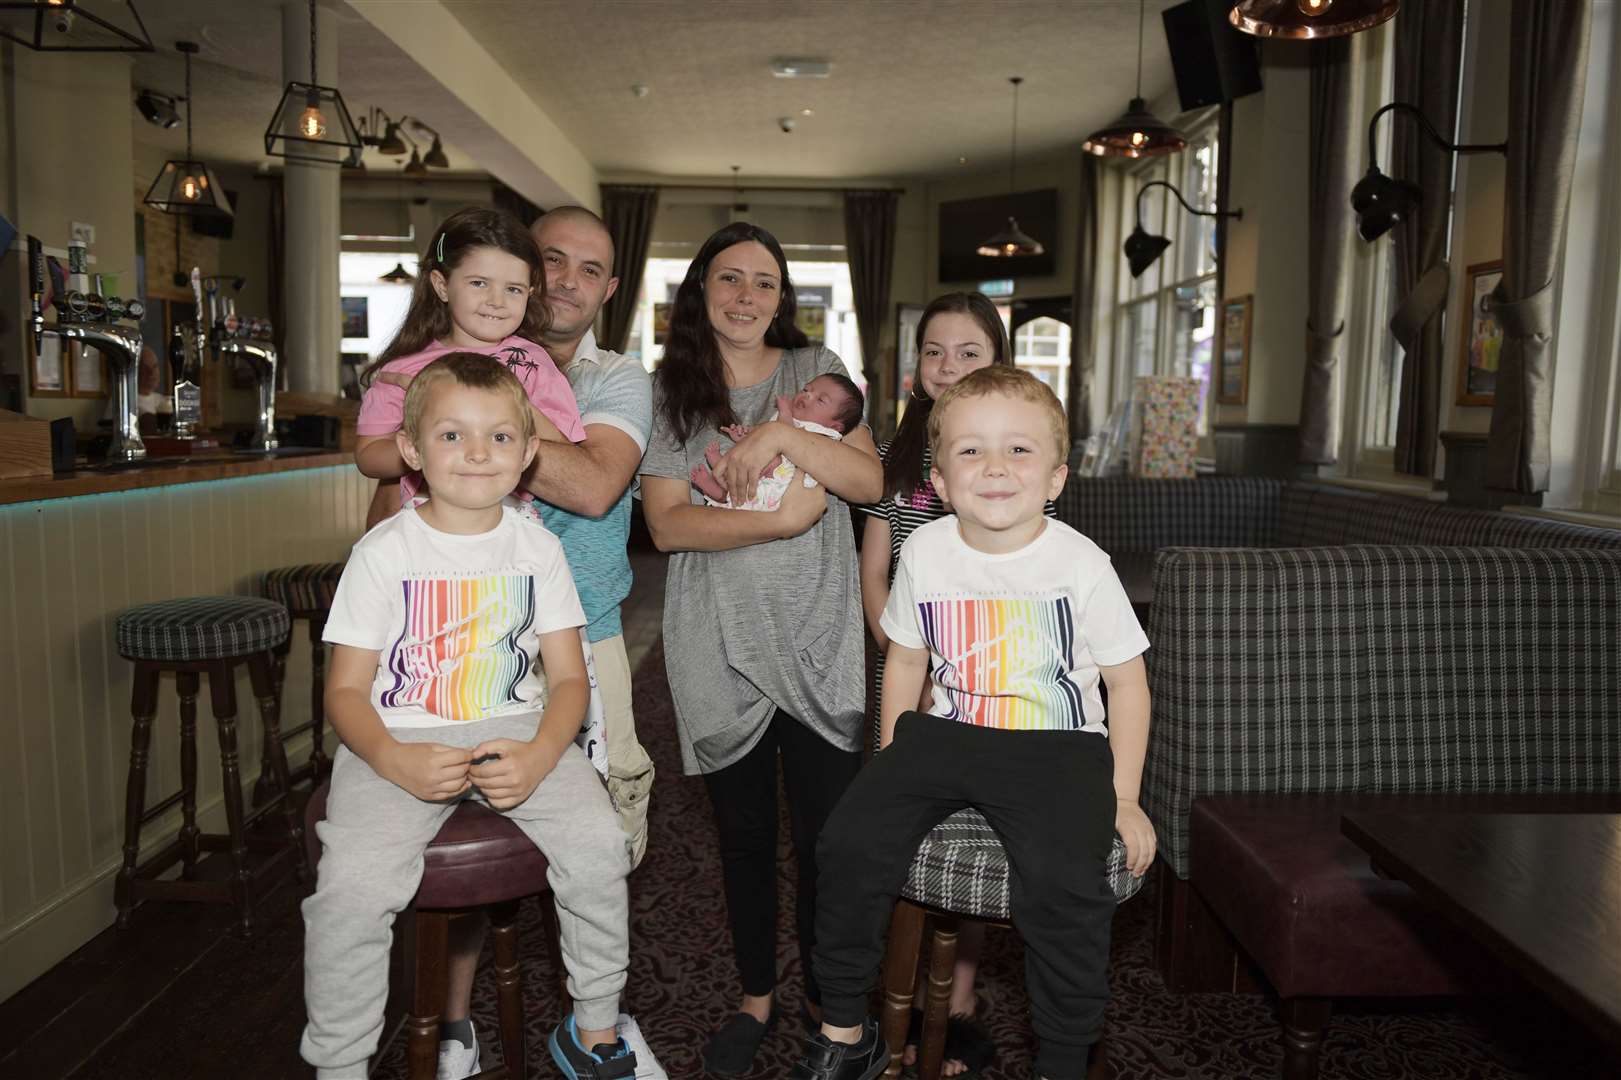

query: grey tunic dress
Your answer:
[640,346,867,775]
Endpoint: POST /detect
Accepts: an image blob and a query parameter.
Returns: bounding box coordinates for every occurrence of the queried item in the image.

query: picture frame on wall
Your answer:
[70,344,108,398]
[1455,260,1503,406]
[29,333,67,397]
[1216,294,1252,406]
[894,303,925,417]
[340,296,369,340]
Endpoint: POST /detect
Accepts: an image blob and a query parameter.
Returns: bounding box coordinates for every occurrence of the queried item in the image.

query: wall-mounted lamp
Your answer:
[1350,102,1506,242]
[136,89,179,128]
[1229,0,1400,39]
[407,118,450,168]
[1124,180,1241,278]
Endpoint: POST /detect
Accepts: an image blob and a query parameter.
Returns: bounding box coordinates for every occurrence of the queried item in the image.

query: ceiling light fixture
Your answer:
[1124,180,1241,278]
[142,41,232,219]
[408,117,451,168]
[1350,102,1506,242]
[264,0,362,167]
[977,77,1044,259]
[136,89,179,129]
[0,0,153,52]
[1082,0,1187,158]
[380,262,415,284]
[1229,0,1400,39]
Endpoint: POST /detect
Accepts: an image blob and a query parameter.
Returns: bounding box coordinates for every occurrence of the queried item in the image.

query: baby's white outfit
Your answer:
[702,416,843,512]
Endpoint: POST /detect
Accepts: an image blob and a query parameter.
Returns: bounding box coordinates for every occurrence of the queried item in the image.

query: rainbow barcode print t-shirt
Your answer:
[323,504,586,729]
[880,517,1148,734]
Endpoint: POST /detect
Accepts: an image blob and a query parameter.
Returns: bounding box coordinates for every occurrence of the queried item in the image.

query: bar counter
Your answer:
[0,450,372,1002]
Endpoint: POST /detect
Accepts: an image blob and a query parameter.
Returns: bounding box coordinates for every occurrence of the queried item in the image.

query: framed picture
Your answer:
[894,303,925,403]
[1455,261,1504,406]
[652,302,673,346]
[340,296,369,339]
[70,344,108,398]
[29,333,67,396]
[1216,295,1252,405]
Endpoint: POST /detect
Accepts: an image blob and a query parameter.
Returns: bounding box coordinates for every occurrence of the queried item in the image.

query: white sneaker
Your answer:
[436,1020,480,1080]
[616,1013,669,1080]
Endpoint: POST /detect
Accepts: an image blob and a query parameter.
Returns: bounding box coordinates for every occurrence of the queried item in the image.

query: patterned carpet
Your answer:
[375,644,1607,1079]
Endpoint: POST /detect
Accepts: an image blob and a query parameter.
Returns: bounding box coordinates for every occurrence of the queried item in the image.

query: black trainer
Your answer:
[788,1020,889,1080]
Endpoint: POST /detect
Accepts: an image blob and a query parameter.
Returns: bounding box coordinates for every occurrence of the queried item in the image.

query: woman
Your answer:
[638,222,882,1076]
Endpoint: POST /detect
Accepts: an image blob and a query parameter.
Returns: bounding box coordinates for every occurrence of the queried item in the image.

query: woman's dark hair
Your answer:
[884,291,1012,500]
[654,221,809,445]
[362,206,551,386]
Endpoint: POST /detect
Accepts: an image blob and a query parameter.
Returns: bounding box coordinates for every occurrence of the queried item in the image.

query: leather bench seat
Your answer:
[1188,793,1621,1000]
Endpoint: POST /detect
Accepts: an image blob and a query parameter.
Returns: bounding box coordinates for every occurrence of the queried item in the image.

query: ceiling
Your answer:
[122,0,1184,185]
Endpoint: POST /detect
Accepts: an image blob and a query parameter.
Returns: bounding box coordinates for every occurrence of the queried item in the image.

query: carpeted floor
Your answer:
[372,642,1605,1080]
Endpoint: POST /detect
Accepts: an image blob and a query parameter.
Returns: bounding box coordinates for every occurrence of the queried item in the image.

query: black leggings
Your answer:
[702,708,863,1004]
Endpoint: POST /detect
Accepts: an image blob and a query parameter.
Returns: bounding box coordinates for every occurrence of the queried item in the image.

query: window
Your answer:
[1014,316,1072,407]
[1110,120,1220,432]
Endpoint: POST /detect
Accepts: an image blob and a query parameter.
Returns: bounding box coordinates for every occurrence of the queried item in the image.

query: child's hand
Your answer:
[1115,799,1157,877]
[720,422,753,442]
[379,742,473,802]
[375,370,413,390]
[776,394,795,420]
[468,738,562,810]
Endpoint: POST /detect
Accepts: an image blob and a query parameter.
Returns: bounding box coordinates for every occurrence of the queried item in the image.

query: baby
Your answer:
[690,373,865,511]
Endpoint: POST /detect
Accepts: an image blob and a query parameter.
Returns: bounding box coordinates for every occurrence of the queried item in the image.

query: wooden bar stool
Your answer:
[258,561,346,796]
[305,780,568,1080]
[878,810,1141,1080]
[114,595,308,936]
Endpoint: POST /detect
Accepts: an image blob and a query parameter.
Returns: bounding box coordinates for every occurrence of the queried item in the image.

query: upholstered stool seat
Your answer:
[306,781,565,1080]
[881,810,1139,1079]
[114,595,305,935]
[259,562,346,794]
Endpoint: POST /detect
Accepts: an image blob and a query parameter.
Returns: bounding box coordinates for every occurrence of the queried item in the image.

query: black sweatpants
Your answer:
[702,708,864,1004]
[814,712,1117,1080]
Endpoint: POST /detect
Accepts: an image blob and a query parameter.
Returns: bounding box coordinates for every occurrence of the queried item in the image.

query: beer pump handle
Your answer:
[28,235,46,352]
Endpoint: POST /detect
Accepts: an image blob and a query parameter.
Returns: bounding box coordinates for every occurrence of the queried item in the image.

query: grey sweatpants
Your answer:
[300,714,631,1079]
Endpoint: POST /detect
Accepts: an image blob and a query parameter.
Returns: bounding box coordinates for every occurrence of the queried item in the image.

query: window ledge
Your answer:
[1315,474,1446,501]
[1503,504,1621,529]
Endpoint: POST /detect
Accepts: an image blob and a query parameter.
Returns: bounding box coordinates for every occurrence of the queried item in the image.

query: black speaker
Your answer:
[1162,0,1264,112]
[190,190,238,239]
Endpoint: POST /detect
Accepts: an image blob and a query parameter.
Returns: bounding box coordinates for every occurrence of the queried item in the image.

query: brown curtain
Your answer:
[1486,0,1592,493]
[599,185,659,353]
[1389,0,1465,477]
[842,189,899,414]
[1068,155,1100,440]
[1299,36,1360,465]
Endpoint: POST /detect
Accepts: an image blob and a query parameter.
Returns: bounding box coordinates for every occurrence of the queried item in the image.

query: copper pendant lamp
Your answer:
[978,76,1045,258]
[1229,0,1400,40]
[1082,0,1186,159]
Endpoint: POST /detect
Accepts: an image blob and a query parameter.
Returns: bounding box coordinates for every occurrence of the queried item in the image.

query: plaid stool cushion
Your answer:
[117,596,290,662]
[261,562,345,615]
[900,808,1143,920]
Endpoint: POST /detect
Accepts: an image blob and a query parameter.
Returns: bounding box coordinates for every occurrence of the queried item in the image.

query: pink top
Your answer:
[356,335,586,505]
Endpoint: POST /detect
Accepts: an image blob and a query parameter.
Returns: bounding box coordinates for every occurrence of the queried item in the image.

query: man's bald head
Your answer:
[533,206,616,272]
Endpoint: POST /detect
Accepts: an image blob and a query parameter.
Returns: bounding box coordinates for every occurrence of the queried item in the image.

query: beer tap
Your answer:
[28,234,148,462]
[200,273,279,452]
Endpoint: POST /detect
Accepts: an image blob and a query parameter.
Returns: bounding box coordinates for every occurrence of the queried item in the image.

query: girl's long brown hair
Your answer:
[884,292,1012,500]
[654,221,808,446]
[362,206,552,386]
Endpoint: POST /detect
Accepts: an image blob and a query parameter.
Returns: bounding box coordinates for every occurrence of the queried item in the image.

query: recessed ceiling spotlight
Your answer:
[800,108,814,117]
[770,57,831,78]
[778,116,797,133]
[631,83,650,98]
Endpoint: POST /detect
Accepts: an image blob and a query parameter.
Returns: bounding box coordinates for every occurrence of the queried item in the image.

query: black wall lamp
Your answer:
[1124,180,1241,278]
[1350,102,1507,242]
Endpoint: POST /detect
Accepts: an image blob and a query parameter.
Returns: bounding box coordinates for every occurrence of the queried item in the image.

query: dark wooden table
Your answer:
[1342,811,1621,1051]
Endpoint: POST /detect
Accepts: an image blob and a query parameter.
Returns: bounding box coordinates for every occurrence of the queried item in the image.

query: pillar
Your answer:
[281,0,341,394]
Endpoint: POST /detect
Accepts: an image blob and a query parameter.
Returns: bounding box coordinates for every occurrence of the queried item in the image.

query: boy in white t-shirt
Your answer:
[301,353,639,1080]
[789,366,1155,1080]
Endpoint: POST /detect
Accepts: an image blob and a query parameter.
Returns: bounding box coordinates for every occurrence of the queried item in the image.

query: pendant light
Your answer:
[0,0,153,52]
[1229,0,1400,40]
[379,262,415,284]
[1082,0,1187,159]
[977,76,1045,259]
[143,41,233,218]
[264,0,363,167]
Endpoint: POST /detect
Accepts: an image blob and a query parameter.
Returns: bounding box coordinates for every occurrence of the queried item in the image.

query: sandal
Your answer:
[702,1011,777,1077]
[900,1010,998,1079]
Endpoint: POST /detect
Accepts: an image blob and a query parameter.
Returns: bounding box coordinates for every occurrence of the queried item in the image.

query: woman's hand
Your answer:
[715,420,791,505]
[774,476,827,537]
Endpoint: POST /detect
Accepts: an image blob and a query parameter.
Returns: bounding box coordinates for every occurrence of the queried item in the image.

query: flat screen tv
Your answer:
[938,189,1058,283]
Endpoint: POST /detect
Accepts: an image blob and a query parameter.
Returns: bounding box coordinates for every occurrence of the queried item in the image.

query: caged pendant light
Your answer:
[0,0,153,52]
[1082,0,1187,159]
[977,76,1045,259]
[264,0,363,167]
[143,41,233,219]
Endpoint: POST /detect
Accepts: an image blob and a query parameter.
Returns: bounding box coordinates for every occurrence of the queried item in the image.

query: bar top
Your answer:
[0,449,352,506]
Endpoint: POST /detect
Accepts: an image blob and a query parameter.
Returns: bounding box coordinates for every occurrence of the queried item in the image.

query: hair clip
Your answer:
[436,232,446,264]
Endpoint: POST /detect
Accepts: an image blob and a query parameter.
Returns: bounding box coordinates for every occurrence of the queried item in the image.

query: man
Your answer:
[437,206,664,1080]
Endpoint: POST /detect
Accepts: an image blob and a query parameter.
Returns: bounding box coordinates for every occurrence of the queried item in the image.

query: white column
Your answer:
[281,0,341,394]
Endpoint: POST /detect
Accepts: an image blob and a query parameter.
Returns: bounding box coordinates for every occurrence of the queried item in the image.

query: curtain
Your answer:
[1389,0,1465,477]
[1068,155,1100,441]
[599,185,659,353]
[1486,0,1593,493]
[1298,36,1360,465]
[491,181,544,229]
[842,189,899,415]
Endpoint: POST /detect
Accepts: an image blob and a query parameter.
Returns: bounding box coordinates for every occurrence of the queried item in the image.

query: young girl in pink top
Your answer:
[356,207,585,522]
